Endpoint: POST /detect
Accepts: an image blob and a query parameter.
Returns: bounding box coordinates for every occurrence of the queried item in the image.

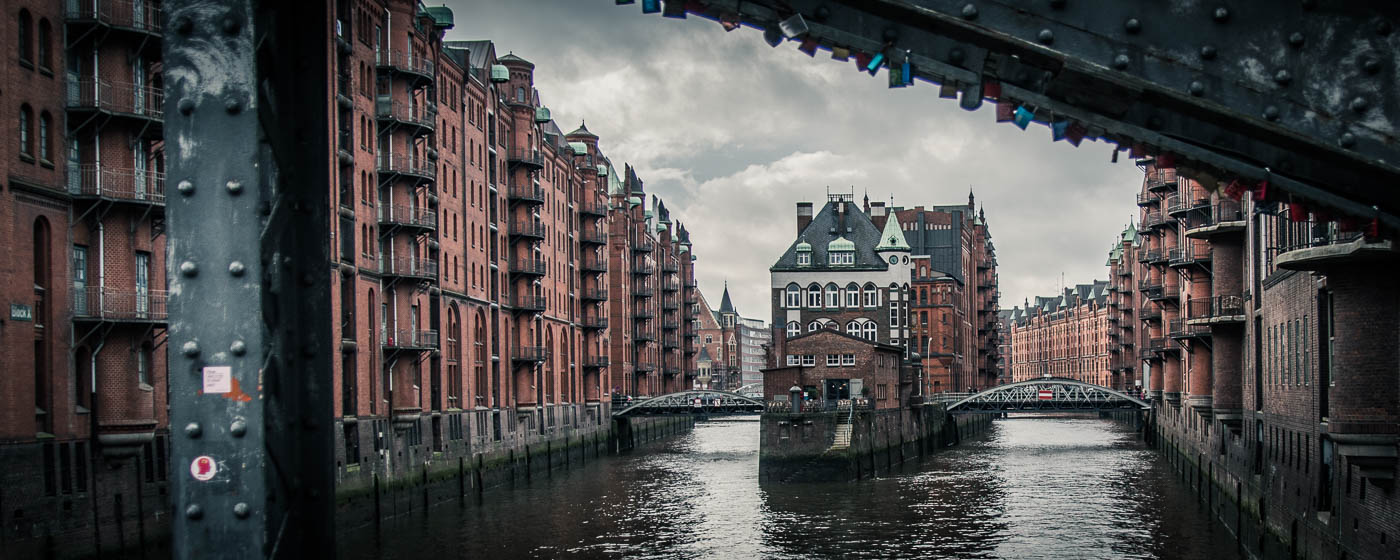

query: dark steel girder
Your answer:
[646,0,1400,230]
[613,390,766,416]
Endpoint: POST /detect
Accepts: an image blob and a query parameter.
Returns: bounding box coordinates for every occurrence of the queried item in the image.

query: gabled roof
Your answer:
[874,212,910,251]
[697,347,712,362]
[772,200,887,271]
[718,283,736,314]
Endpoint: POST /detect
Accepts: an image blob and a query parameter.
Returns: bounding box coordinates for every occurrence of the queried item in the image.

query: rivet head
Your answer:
[177,180,195,195]
[184,422,202,438]
[1199,45,1217,60]
[1037,29,1054,45]
[233,502,250,519]
[1339,133,1356,148]
[175,17,194,35]
[178,98,195,115]
[1288,32,1305,47]
[186,504,203,520]
[1213,7,1229,22]
[1188,81,1205,96]
[223,16,241,35]
[1362,56,1381,74]
[230,340,247,356]
[231,420,248,437]
[225,99,242,114]
[1113,54,1130,70]
[226,180,243,195]
[1350,96,1369,113]
[229,261,246,277]
[961,4,978,20]
[180,261,198,277]
[1264,106,1281,121]
[1124,18,1141,34]
[1274,70,1292,85]
[181,341,200,357]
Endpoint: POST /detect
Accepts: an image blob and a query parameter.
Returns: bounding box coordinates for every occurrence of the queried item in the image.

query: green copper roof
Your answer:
[423,6,454,28]
[828,236,855,252]
[628,196,641,206]
[569,142,588,155]
[874,213,911,251]
[795,240,812,252]
[657,223,668,232]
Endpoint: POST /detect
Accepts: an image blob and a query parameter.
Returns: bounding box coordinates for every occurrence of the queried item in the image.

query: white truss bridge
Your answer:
[944,378,1150,414]
[612,390,765,417]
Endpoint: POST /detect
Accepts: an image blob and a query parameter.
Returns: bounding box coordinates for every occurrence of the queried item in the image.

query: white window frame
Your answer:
[797,252,810,266]
[845,284,860,307]
[826,354,840,366]
[787,354,799,366]
[824,283,840,308]
[863,284,879,307]
[846,321,860,336]
[801,355,816,367]
[863,322,877,341]
[785,284,801,308]
[786,322,800,337]
[806,284,821,308]
[842,354,856,366]
[808,321,819,332]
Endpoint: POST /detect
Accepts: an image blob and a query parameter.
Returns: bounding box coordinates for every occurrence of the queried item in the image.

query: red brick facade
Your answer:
[764,329,906,410]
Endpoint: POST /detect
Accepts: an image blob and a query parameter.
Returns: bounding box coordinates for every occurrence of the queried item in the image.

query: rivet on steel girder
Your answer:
[1340,133,1356,148]
[230,340,247,356]
[961,4,978,20]
[1124,18,1141,34]
[1264,106,1281,121]
[1350,96,1368,112]
[178,98,195,115]
[1199,45,1217,60]
[1113,54,1130,70]
[233,503,251,519]
[762,26,782,47]
[186,504,204,520]
[1188,81,1204,96]
[180,261,198,277]
[1288,32,1305,48]
[1037,29,1054,45]
[231,420,248,437]
[226,180,244,195]
[178,180,195,196]
[185,423,202,438]
[229,261,246,276]
[1274,70,1292,85]
[1362,56,1381,74]
[175,17,194,35]
[223,15,241,35]
[182,341,200,357]
[225,99,242,114]
[1213,7,1229,22]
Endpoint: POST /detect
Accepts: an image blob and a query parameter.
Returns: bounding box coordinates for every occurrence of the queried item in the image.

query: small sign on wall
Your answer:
[9,303,33,322]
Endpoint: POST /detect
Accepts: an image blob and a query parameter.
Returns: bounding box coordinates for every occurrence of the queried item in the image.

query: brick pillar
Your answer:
[1187,342,1212,410]
[1210,235,1245,418]
[1328,265,1400,434]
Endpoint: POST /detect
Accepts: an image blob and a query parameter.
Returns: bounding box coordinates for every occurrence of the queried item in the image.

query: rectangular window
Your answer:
[876,384,888,400]
[787,355,798,366]
[135,252,150,317]
[136,345,149,386]
[842,354,855,366]
[801,355,815,367]
[796,253,810,265]
[73,246,88,315]
[807,288,821,308]
[826,354,840,366]
[890,301,899,326]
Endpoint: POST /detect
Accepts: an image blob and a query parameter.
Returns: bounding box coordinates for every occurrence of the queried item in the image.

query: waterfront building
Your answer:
[1005,282,1112,387]
[0,2,707,554]
[764,329,907,410]
[696,282,769,391]
[1106,223,1142,392]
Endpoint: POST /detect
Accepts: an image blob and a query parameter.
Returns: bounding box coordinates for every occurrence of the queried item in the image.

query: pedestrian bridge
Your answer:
[942,378,1150,414]
[612,390,766,417]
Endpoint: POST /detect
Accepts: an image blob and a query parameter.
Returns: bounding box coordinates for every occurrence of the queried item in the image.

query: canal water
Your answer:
[340,416,1243,559]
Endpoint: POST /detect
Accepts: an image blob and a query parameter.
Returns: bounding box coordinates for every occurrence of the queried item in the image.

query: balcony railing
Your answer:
[582,355,609,368]
[378,204,437,230]
[581,258,608,273]
[662,321,679,331]
[632,239,655,252]
[508,184,545,204]
[1136,192,1159,206]
[375,99,436,131]
[377,152,435,180]
[1143,211,1174,229]
[579,230,607,245]
[379,255,438,279]
[509,220,545,239]
[67,165,165,204]
[661,261,679,273]
[581,316,608,330]
[633,308,654,319]
[662,298,679,310]
[634,362,656,372]
[662,280,680,292]
[1168,242,1210,267]
[512,294,546,312]
[633,285,655,297]
[1187,294,1245,322]
[1138,248,1161,263]
[382,328,439,350]
[66,0,163,33]
[581,289,608,302]
[579,201,609,217]
[1169,318,1210,339]
[632,263,655,275]
[512,345,548,363]
[68,79,164,121]
[507,148,545,168]
[1184,199,1246,234]
[1147,337,1173,353]
[1146,168,1178,191]
[634,329,656,342]
[375,49,435,78]
[508,257,547,276]
[1140,307,1161,322]
[72,287,167,322]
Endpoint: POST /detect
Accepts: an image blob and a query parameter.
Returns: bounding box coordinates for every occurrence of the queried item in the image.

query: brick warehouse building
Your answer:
[1005,281,1113,387]
[0,1,704,555]
[1117,159,1400,560]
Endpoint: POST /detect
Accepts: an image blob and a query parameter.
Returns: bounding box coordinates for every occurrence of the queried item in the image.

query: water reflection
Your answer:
[340,415,1241,559]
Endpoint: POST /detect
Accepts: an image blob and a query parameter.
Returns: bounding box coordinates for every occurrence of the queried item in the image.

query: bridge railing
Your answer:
[763,398,874,413]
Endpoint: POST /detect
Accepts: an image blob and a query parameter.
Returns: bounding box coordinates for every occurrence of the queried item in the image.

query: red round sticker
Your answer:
[190,455,217,481]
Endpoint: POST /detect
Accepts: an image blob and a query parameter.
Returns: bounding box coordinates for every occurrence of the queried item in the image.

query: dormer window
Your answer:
[797,252,810,265]
[827,236,856,266]
[830,251,854,265]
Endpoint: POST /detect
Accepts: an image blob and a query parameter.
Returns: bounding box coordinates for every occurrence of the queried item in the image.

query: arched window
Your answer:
[474,310,487,406]
[19,104,33,158]
[806,283,821,308]
[516,86,525,102]
[824,282,839,308]
[18,10,32,66]
[37,18,50,71]
[847,321,860,336]
[38,111,50,162]
[862,322,877,341]
[786,321,800,337]
[808,321,819,332]
[845,282,860,307]
[785,283,801,308]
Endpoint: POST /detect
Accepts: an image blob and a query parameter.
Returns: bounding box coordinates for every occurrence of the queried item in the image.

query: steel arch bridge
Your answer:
[612,390,766,416]
[945,378,1150,414]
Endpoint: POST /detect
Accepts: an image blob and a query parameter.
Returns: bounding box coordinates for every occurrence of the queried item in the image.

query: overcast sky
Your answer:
[444,0,1143,320]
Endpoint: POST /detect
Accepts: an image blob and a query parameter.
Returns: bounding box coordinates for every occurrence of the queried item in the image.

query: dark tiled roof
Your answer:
[772,200,888,272]
[445,40,494,72]
[718,284,735,314]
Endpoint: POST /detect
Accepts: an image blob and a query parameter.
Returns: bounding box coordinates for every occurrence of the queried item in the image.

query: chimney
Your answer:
[870,201,886,217]
[796,202,814,236]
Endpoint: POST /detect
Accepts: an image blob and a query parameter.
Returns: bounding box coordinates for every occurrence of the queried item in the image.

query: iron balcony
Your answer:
[1186,294,1246,324]
[661,261,679,273]
[378,203,437,231]
[632,263,655,275]
[581,258,608,273]
[1138,248,1161,263]
[374,99,436,135]
[382,328,439,351]
[375,49,435,84]
[634,362,656,373]
[581,289,608,302]
[508,220,546,240]
[661,298,679,311]
[1168,244,1211,268]
[1146,169,1178,192]
[67,166,166,206]
[634,329,656,342]
[581,316,608,330]
[578,201,609,217]
[579,230,607,245]
[633,308,655,319]
[65,0,164,38]
[632,239,655,253]
[582,355,609,369]
[67,79,164,132]
[508,257,547,277]
[1169,318,1211,339]
[1136,192,1159,207]
[507,184,545,205]
[633,285,655,298]
[1184,200,1246,237]
[377,152,436,181]
[72,287,168,323]
[511,346,548,363]
[662,320,679,331]
[379,256,438,280]
[507,147,545,169]
[512,294,546,313]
